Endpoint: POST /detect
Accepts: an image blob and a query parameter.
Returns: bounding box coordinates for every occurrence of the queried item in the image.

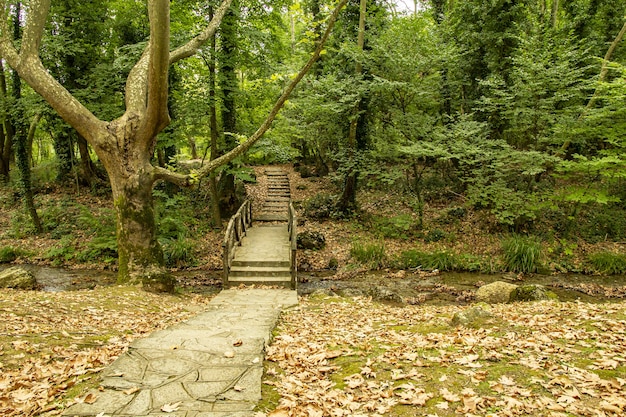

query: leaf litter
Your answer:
[0,286,213,416]
[263,295,626,416]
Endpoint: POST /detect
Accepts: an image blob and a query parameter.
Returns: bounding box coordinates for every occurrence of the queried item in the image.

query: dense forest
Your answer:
[1,0,626,290]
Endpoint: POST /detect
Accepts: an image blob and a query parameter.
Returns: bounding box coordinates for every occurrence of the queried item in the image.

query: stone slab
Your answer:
[63,289,297,417]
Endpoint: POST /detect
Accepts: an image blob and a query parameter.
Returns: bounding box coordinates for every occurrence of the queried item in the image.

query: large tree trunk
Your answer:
[112,176,174,292]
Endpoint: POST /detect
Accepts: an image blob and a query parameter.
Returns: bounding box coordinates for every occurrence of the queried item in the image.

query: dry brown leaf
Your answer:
[161,401,182,412]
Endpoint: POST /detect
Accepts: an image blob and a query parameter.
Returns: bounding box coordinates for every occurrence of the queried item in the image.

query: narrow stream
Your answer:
[2,264,624,304]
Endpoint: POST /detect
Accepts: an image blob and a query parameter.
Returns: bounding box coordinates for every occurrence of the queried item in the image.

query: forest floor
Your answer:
[1,164,626,415]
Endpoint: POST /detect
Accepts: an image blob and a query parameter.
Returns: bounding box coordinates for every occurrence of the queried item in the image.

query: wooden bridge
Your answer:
[222,168,297,289]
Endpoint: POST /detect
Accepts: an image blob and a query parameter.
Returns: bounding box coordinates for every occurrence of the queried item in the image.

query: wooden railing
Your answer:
[288,202,297,289]
[222,200,253,286]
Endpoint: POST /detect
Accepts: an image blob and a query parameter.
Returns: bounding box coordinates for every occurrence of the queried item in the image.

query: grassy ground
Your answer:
[260,295,626,417]
[0,287,213,416]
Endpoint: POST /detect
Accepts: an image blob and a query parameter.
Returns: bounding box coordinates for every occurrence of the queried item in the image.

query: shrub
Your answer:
[501,235,542,273]
[395,250,457,271]
[350,241,386,269]
[304,194,337,220]
[371,214,418,240]
[162,236,197,268]
[0,246,26,263]
[45,236,77,265]
[424,229,446,243]
[588,252,626,275]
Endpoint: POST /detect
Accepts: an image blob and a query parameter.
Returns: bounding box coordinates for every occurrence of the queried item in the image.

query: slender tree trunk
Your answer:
[16,113,43,233]
[550,0,559,28]
[208,10,222,228]
[338,0,366,213]
[0,61,12,181]
[77,134,97,185]
[217,0,243,217]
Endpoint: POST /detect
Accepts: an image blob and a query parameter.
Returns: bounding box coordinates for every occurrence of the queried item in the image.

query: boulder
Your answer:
[297,231,326,250]
[451,306,494,327]
[510,284,557,302]
[475,281,518,304]
[0,267,37,290]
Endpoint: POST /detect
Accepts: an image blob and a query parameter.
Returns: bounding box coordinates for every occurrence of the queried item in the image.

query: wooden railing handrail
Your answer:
[288,202,297,289]
[223,200,253,285]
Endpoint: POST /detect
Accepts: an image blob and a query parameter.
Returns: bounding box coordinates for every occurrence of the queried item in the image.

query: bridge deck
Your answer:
[224,168,296,289]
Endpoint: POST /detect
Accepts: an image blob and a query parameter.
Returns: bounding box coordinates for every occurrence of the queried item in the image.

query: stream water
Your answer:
[2,264,624,304]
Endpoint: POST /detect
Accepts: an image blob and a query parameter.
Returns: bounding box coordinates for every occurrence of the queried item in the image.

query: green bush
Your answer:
[579,207,626,243]
[588,252,626,275]
[45,236,77,265]
[424,229,446,243]
[350,241,386,269]
[162,236,198,268]
[304,194,338,220]
[0,246,27,263]
[371,214,418,240]
[395,250,457,271]
[502,235,542,273]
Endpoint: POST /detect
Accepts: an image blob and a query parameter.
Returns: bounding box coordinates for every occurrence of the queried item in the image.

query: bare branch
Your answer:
[169,0,233,64]
[21,0,50,58]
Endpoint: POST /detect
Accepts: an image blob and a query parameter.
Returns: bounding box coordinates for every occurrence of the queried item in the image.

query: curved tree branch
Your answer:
[0,1,105,145]
[169,0,233,64]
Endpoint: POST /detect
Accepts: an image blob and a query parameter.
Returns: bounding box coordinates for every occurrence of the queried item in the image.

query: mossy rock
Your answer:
[451,306,494,327]
[0,267,37,290]
[475,281,518,304]
[297,231,326,250]
[509,284,558,302]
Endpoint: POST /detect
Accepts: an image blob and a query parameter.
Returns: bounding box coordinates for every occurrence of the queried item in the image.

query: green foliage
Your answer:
[501,235,542,273]
[75,206,118,263]
[45,236,77,266]
[579,206,626,243]
[370,214,418,240]
[424,229,447,243]
[0,246,27,263]
[304,194,339,220]
[587,252,626,275]
[350,241,386,269]
[161,236,197,268]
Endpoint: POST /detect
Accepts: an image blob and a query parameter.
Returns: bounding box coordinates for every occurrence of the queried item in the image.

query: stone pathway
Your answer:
[64,288,298,417]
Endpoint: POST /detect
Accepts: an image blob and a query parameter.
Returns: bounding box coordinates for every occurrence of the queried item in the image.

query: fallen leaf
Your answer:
[161,401,181,412]
[123,386,140,395]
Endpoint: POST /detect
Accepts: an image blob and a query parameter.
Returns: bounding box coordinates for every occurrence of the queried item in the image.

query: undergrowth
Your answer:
[501,235,542,273]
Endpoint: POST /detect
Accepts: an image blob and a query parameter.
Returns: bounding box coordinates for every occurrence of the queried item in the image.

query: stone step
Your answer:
[266,197,290,202]
[229,265,291,278]
[226,277,292,288]
[254,214,289,222]
[260,207,287,214]
[232,259,290,268]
